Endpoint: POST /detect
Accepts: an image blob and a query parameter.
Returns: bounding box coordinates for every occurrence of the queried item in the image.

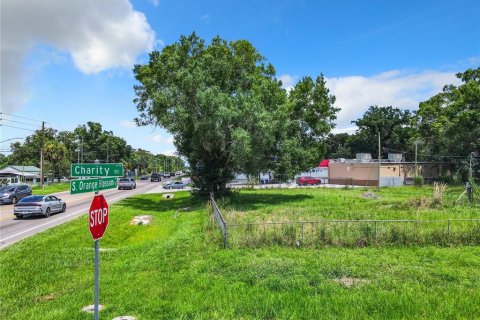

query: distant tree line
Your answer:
[324,68,480,183]
[2,121,185,180]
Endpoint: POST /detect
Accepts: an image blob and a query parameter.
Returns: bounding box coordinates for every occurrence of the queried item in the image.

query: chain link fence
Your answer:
[209,197,480,248]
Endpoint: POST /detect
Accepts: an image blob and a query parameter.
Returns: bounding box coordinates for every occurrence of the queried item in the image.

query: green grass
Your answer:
[32,182,70,194]
[1,189,480,319]
[219,187,480,247]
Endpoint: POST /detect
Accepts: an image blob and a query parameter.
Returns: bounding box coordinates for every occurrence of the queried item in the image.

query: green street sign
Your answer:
[70,178,99,194]
[70,177,118,194]
[98,177,117,191]
[71,163,123,177]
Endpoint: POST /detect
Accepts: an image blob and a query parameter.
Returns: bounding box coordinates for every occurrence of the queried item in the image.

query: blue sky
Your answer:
[1,0,479,156]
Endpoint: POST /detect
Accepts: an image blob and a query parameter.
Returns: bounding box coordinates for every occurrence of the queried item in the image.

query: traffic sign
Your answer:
[89,195,109,241]
[71,163,123,177]
[70,177,117,194]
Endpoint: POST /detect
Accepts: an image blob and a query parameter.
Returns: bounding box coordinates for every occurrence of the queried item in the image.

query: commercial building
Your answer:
[0,165,42,184]
[328,154,442,187]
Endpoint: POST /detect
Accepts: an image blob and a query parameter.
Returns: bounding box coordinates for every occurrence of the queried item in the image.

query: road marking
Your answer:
[0,193,129,243]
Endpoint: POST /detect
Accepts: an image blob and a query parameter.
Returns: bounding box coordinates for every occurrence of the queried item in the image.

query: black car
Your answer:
[150,173,161,182]
[0,184,32,204]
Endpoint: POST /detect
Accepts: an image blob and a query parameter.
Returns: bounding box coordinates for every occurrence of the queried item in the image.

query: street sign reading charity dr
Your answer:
[89,194,109,241]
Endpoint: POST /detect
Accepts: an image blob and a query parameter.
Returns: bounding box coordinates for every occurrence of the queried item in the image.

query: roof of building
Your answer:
[0,165,41,175]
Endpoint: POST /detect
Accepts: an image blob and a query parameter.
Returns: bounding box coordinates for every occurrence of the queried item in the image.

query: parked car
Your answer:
[150,173,161,182]
[163,181,188,189]
[175,171,182,176]
[14,194,66,218]
[0,184,32,204]
[54,176,69,183]
[140,175,149,181]
[118,177,136,190]
[296,176,322,186]
[163,172,171,178]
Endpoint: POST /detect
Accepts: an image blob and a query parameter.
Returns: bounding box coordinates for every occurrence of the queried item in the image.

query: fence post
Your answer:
[223,224,228,249]
[447,219,450,242]
[301,222,304,242]
[374,220,378,242]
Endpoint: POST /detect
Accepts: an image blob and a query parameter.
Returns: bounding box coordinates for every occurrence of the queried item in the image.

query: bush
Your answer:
[414,175,424,187]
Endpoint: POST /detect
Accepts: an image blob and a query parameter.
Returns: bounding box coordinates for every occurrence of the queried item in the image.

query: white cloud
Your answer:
[278,74,297,91]
[163,150,177,156]
[150,134,174,145]
[149,0,160,7]
[1,0,156,113]
[326,69,462,129]
[121,120,137,128]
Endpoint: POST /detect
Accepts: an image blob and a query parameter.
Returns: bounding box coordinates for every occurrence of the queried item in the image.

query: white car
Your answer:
[14,195,66,218]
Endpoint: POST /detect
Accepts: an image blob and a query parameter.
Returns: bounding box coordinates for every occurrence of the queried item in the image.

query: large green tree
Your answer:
[414,67,480,180]
[350,106,413,158]
[133,33,338,196]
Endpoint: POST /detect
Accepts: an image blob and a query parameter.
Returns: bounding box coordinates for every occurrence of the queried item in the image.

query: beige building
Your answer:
[329,161,441,186]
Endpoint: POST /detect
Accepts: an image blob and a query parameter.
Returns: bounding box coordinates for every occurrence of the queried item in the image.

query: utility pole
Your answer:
[378,131,381,190]
[106,139,109,163]
[469,152,473,181]
[40,121,45,189]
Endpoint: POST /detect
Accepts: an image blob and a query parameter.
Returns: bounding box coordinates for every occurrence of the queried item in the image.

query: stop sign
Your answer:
[89,194,109,241]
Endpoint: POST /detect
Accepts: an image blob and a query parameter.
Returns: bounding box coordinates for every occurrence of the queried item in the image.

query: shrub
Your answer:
[414,175,424,187]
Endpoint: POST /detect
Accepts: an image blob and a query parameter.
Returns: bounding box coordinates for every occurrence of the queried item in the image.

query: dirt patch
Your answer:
[408,197,430,209]
[362,192,379,199]
[131,215,153,225]
[334,276,370,288]
[36,293,57,302]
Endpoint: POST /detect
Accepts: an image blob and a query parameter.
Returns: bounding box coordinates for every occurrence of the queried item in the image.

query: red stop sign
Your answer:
[89,195,109,241]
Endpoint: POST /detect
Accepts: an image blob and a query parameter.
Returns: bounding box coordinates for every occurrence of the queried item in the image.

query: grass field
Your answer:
[218,186,480,247]
[32,182,70,194]
[1,189,479,319]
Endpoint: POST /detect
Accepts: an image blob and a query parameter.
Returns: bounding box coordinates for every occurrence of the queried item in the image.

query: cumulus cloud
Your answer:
[278,74,297,91]
[1,0,156,113]
[326,69,462,131]
[150,134,174,144]
[120,120,137,128]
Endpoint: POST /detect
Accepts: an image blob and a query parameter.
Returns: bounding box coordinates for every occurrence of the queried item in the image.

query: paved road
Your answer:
[0,180,177,249]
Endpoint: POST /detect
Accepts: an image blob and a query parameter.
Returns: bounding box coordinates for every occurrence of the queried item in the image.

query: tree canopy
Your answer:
[133,33,338,196]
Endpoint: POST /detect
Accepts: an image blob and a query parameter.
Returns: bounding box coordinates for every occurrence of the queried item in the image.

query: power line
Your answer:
[0,112,43,123]
[0,124,37,132]
[0,118,41,128]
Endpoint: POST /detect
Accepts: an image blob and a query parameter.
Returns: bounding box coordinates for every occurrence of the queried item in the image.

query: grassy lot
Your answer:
[1,189,480,319]
[218,186,480,247]
[32,182,70,194]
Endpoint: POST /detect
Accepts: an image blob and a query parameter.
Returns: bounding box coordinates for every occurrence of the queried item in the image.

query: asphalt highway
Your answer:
[0,180,168,249]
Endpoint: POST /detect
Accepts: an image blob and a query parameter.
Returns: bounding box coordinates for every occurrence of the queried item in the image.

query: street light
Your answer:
[76,136,83,163]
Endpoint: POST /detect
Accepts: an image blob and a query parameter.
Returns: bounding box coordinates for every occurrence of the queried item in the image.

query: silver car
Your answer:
[163,181,188,189]
[14,195,66,218]
[118,177,136,190]
[0,184,32,204]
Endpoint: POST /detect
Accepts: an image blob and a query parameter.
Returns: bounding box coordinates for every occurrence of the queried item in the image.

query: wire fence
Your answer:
[208,197,480,248]
[210,193,228,248]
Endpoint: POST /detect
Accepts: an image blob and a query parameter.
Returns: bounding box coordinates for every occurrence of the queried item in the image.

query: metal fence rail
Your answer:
[210,193,228,248]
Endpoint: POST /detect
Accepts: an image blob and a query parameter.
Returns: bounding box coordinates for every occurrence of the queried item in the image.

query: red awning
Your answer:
[318,160,329,167]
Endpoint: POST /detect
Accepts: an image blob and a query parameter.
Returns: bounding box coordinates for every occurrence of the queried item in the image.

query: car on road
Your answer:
[0,184,32,204]
[140,175,149,180]
[54,176,69,183]
[296,176,322,186]
[150,173,161,182]
[163,181,188,189]
[162,172,171,178]
[118,177,136,190]
[14,194,66,218]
